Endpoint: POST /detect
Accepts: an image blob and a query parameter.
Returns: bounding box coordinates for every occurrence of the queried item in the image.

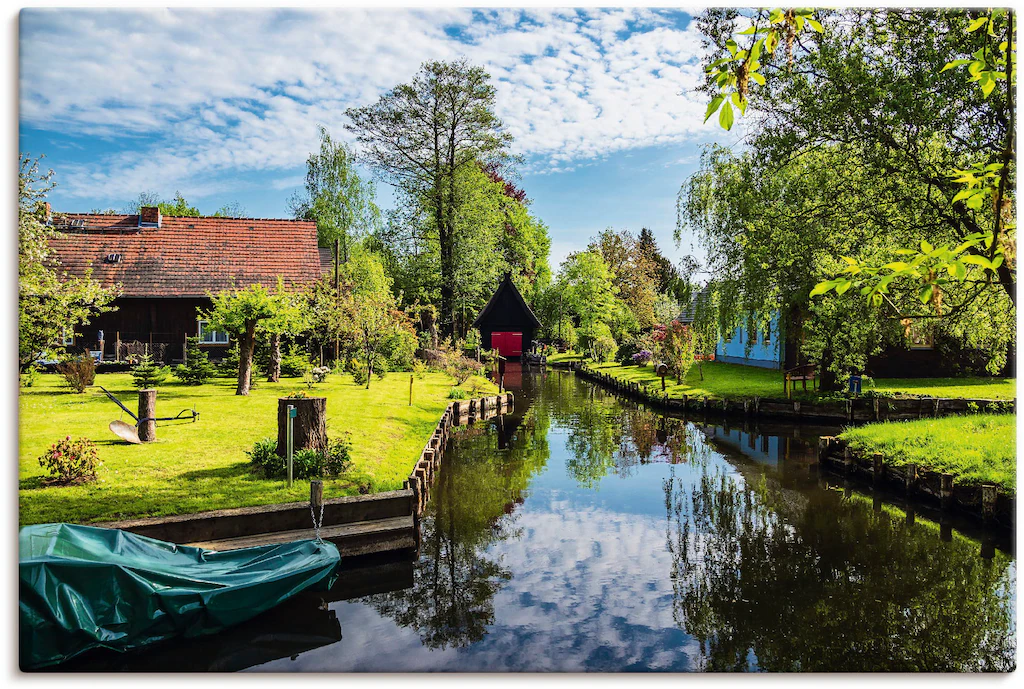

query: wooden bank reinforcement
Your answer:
[96,392,514,557]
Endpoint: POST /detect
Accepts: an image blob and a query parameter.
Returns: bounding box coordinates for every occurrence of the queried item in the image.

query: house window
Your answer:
[748,326,758,346]
[62,328,74,346]
[198,320,229,344]
[764,325,771,345]
[724,329,734,343]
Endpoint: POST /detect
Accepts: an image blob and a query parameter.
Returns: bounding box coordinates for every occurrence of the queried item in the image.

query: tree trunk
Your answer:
[277,397,328,456]
[818,347,839,392]
[236,322,256,395]
[138,389,156,442]
[365,349,372,389]
[267,332,282,382]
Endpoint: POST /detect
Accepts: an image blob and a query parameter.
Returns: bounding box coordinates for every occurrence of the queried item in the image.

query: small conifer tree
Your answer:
[174,336,215,385]
[131,353,169,389]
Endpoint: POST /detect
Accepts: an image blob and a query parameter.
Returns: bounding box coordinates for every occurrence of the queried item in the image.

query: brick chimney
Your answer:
[43,202,51,224]
[139,206,162,227]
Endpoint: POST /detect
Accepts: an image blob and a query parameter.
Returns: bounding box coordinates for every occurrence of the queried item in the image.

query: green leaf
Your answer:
[704,95,725,123]
[732,92,747,114]
[980,74,997,96]
[835,279,853,295]
[919,284,934,304]
[955,261,967,279]
[966,193,984,210]
[894,248,917,255]
[750,39,763,62]
[966,16,989,33]
[920,240,933,254]
[750,71,766,86]
[809,281,833,298]
[806,18,823,32]
[726,39,738,56]
[719,100,734,130]
[883,261,910,272]
[737,26,757,35]
[941,59,974,72]
[871,293,883,307]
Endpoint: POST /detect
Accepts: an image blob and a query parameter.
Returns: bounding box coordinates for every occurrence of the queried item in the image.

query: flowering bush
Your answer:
[303,365,331,388]
[653,320,696,383]
[631,350,653,365]
[38,436,100,484]
[57,356,96,393]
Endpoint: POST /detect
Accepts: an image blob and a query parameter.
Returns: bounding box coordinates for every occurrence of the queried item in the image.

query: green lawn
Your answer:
[582,361,1016,402]
[546,351,584,363]
[19,371,496,525]
[840,414,1016,492]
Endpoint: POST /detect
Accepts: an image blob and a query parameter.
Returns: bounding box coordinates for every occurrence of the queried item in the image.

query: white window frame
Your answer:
[198,320,229,345]
[62,328,74,346]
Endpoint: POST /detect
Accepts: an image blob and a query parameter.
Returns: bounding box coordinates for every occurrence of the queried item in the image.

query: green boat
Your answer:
[19,523,341,669]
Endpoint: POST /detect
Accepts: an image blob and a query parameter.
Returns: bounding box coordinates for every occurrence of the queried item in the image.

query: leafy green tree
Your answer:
[696,8,1015,310]
[261,278,309,382]
[200,283,283,395]
[339,246,407,389]
[556,251,620,357]
[346,58,513,337]
[18,154,118,369]
[587,228,660,331]
[289,125,380,258]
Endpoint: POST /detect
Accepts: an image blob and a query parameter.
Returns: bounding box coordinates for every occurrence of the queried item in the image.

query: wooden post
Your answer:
[982,484,997,525]
[817,436,832,463]
[940,473,954,511]
[905,463,917,493]
[310,480,324,519]
[138,389,156,442]
[115,331,121,362]
[843,446,854,475]
[872,453,884,486]
[905,505,915,526]
[277,397,328,456]
[409,374,414,406]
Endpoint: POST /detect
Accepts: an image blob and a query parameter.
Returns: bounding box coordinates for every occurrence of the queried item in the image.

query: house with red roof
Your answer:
[47,206,322,363]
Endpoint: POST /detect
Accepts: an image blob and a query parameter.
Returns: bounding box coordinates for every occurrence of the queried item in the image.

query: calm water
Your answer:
[66,367,1016,672]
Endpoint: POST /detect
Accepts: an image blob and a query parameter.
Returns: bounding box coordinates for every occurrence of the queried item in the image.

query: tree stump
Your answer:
[277,397,328,456]
[138,389,156,442]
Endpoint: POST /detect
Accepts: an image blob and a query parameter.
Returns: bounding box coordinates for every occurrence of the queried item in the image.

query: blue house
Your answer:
[716,314,784,369]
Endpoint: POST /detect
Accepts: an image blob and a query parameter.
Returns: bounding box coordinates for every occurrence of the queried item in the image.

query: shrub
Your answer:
[57,356,96,393]
[448,387,468,399]
[592,332,617,363]
[174,336,216,385]
[351,365,369,386]
[412,359,427,379]
[246,435,352,479]
[446,355,483,386]
[21,363,41,388]
[131,353,169,388]
[38,436,100,484]
[280,346,311,377]
[303,365,331,388]
[631,350,653,366]
[374,356,389,380]
[217,343,240,377]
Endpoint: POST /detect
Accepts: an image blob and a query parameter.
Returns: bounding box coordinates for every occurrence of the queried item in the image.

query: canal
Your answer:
[64,366,1016,672]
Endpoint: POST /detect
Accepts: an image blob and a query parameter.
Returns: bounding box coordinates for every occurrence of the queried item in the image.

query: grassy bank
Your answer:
[577,361,1016,401]
[19,371,496,525]
[839,414,1016,492]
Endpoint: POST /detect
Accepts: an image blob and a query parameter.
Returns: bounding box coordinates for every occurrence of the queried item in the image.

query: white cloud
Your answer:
[20,8,709,200]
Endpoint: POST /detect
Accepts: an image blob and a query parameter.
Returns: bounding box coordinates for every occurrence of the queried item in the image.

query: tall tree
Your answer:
[557,250,620,349]
[18,155,117,369]
[346,58,513,337]
[587,228,659,330]
[289,125,381,258]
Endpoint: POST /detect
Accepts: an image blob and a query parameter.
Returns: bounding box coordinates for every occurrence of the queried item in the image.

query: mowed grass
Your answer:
[839,414,1017,492]
[19,371,496,525]
[584,361,1016,402]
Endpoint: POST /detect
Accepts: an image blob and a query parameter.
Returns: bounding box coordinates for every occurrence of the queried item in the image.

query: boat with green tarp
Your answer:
[19,522,341,669]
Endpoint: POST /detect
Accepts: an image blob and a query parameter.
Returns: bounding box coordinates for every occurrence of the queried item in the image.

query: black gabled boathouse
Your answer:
[473,274,541,359]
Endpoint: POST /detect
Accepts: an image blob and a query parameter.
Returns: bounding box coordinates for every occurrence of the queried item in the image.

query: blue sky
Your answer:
[19,7,741,271]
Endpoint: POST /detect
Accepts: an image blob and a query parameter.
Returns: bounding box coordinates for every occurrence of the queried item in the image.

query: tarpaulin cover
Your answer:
[19,523,341,669]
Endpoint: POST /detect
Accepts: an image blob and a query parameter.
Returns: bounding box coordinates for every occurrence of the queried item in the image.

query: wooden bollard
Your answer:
[905,505,915,526]
[793,400,801,415]
[872,453,884,485]
[843,446,854,474]
[940,519,953,542]
[409,374,414,406]
[138,389,157,442]
[982,484,997,524]
[940,473,954,510]
[310,480,323,520]
[817,436,832,463]
[905,463,917,493]
[424,448,435,469]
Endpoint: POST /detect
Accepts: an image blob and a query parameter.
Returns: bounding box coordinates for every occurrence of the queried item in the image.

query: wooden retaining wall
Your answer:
[403,392,515,515]
[564,362,1014,423]
[816,436,1015,530]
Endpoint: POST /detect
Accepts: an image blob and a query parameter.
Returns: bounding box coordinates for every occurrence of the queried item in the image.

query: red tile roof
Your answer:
[48,214,322,298]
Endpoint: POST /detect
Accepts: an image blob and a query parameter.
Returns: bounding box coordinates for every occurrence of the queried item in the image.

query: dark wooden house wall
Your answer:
[70,297,227,363]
